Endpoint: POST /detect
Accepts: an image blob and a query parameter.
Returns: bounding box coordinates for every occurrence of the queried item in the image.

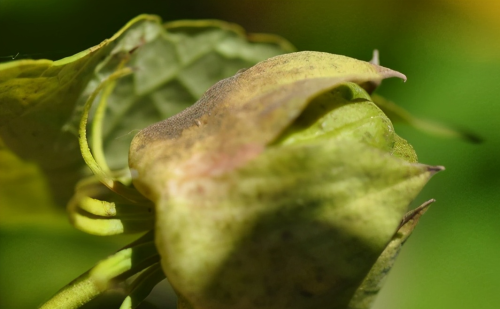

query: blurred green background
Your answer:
[1,1,499,308]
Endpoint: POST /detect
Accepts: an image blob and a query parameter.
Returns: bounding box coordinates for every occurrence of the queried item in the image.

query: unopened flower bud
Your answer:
[129,51,442,309]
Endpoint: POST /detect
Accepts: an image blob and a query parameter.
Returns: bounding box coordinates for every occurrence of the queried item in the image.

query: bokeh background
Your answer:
[1,1,499,308]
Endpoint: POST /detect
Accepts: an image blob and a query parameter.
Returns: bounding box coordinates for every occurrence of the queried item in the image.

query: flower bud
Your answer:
[129,51,441,309]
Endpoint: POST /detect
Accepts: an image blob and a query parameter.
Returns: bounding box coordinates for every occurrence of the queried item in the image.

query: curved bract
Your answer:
[129,51,442,309]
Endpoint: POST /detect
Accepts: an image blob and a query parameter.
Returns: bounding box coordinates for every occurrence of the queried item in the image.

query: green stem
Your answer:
[39,232,158,309]
[39,270,102,309]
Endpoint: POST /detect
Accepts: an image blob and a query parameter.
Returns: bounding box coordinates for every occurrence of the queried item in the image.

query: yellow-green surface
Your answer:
[1,1,498,309]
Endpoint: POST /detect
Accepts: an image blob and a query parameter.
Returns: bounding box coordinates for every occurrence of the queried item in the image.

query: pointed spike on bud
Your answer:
[369,49,380,65]
[427,165,446,174]
[373,64,407,82]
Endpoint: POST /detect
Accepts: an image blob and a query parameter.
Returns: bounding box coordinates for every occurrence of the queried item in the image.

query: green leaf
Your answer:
[0,15,162,206]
